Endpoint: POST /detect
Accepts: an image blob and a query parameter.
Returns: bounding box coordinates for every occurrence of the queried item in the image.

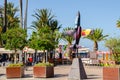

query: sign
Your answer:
[23,46,28,53]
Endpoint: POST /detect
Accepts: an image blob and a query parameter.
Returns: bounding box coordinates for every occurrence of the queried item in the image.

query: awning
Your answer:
[96,51,110,54]
[0,48,13,54]
[0,48,43,54]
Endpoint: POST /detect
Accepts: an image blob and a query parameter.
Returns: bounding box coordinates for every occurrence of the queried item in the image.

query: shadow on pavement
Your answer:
[0,74,5,76]
[87,74,99,76]
[86,74,101,79]
[24,74,33,78]
[54,74,68,78]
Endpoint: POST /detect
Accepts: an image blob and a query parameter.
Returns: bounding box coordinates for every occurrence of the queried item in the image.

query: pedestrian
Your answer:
[28,57,33,66]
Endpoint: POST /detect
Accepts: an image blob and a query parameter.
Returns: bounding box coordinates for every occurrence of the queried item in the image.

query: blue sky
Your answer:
[0,0,120,51]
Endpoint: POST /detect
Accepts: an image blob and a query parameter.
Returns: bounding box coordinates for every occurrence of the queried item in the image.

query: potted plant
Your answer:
[104,38,120,80]
[103,65,120,80]
[33,62,54,78]
[6,63,24,78]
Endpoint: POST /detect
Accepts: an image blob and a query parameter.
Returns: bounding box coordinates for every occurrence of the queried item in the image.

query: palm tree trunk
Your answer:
[19,0,23,63]
[67,43,72,59]
[24,0,28,30]
[94,41,98,52]
[19,0,23,28]
[3,0,7,33]
[109,49,113,60]
[93,41,98,59]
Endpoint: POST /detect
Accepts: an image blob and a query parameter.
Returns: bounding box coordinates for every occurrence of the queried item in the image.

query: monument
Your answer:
[68,11,87,80]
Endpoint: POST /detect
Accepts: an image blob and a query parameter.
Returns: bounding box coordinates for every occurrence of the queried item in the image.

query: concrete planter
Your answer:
[6,67,24,78]
[33,66,54,78]
[103,67,120,80]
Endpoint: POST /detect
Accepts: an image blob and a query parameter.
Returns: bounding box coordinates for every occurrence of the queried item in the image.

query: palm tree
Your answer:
[6,2,19,29]
[1,2,19,30]
[32,9,53,29]
[62,27,74,59]
[116,19,120,28]
[105,38,120,63]
[0,2,19,47]
[31,8,61,62]
[105,38,118,51]
[84,28,108,52]
[32,8,61,49]
[49,19,61,32]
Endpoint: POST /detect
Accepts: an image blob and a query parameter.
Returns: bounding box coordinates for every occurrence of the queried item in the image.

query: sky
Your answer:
[0,0,120,51]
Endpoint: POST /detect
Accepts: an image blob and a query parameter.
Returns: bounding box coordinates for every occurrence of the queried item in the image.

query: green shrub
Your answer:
[34,62,53,67]
[8,63,24,67]
[100,63,104,66]
[100,62,116,67]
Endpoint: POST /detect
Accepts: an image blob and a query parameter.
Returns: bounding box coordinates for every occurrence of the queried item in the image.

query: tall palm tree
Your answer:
[116,19,120,28]
[1,2,19,30]
[31,8,61,62]
[49,19,61,32]
[62,27,74,59]
[84,28,108,52]
[0,2,19,47]
[32,9,57,31]
[6,2,19,29]
[32,8,61,47]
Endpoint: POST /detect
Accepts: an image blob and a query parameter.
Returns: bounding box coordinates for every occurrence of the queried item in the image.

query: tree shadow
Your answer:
[85,74,102,79]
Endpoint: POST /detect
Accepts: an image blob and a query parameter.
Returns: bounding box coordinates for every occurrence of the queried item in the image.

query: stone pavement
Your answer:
[0,65,103,80]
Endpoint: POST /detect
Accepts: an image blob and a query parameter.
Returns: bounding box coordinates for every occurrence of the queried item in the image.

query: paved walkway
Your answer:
[0,65,103,80]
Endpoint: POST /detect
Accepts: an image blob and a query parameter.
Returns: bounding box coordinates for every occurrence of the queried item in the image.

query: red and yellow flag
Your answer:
[81,29,92,36]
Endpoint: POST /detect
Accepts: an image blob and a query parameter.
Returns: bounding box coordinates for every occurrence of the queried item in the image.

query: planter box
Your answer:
[48,59,54,64]
[6,67,24,78]
[103,67,120,80]
[33,66,54,78]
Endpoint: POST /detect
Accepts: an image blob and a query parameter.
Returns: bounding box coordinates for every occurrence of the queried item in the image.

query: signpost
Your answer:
[23,46,28,64]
